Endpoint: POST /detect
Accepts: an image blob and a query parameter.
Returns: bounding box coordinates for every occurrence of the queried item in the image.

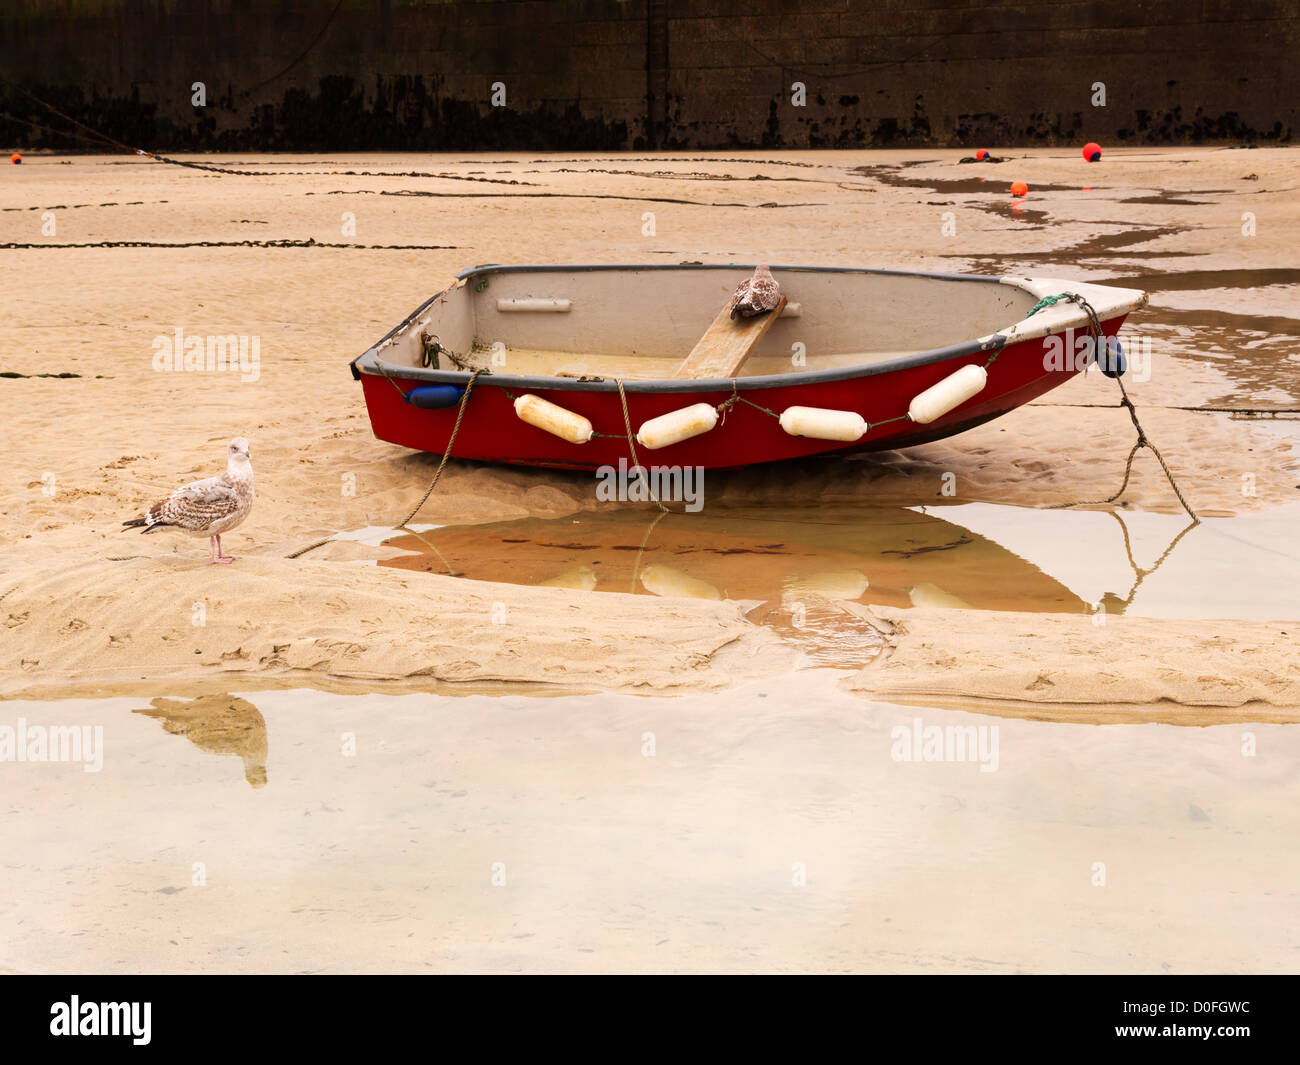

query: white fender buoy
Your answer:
[639,564,722,600]
[908,583,972,610]
[786,570,870,600]
[779,405,868,442]
[513,393,593,444]
[636,403,718,450]
[538,566,598,591]
[908,364,988,425]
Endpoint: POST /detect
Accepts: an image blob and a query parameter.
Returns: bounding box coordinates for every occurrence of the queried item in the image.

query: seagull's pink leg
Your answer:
[209,535,220,564]
[214,533,236,564]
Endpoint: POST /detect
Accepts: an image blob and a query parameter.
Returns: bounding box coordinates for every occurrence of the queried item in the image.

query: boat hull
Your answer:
[357,318,1127,471]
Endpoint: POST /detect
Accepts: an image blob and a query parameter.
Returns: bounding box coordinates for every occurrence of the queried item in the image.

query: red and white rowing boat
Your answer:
[350,264,1145,470]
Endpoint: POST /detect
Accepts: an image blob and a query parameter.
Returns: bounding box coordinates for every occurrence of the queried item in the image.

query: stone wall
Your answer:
[0,0,1293,151]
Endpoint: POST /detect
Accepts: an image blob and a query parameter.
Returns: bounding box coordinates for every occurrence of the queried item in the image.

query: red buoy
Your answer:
[10,153,20,165]
[1010,180,1028,197]
[1082,142,1102,162]
[975,149,989,161]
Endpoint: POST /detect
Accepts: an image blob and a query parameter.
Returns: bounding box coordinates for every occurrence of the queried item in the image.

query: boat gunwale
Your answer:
[350,263,1146,393]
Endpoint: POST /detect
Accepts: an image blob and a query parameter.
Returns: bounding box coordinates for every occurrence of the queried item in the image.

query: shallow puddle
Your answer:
[854,163,1080,196]
[3,679,1298,972]
[378,502,1300,627]
[1102,266,1300,298]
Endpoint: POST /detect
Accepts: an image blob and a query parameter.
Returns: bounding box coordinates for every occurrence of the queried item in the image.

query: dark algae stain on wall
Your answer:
[1,0,1293,151]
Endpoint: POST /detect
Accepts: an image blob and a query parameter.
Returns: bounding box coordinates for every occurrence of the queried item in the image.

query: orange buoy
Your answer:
[10,153,20,165]
[1010,180,1028,197]
[1083,142,1102,162]
[974,148,989,161]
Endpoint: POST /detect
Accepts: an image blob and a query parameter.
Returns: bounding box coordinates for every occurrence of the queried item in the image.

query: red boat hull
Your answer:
[359,317,1126,471]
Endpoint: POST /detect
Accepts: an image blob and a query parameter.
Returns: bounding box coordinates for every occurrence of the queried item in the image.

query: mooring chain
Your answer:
[1,239,456,250]
[135,153,530,183]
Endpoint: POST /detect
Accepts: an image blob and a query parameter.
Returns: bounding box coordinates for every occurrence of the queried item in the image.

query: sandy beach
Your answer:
[2,147,1298,972]
[2,147,1297,707]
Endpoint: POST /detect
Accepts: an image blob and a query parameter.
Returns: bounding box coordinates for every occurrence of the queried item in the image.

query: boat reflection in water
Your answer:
[380,504,1097,667]
[383,505,1086,607]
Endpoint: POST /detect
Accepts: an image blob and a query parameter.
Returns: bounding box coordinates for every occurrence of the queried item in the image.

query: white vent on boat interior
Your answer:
[496,298,572,313]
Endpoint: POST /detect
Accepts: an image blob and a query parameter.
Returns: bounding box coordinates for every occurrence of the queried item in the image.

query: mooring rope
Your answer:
[1027,292,1199,522]
[285,369,483,558]
[1108,509,1201,609]
[628,509,671,592]
[395,369,483,528]
[616,379,670,514]
[1048,373,1200,521]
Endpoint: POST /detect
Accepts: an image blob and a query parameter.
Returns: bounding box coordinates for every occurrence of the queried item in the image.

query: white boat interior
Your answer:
[367,265,1146,381]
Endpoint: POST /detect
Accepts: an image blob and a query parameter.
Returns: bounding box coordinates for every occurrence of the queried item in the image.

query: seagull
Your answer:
[123,438,254,564]
[728,264,782,320]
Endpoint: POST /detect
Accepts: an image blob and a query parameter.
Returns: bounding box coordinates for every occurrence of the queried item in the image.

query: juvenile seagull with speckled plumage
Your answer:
[728,264,782,320]
[123,438,254,564]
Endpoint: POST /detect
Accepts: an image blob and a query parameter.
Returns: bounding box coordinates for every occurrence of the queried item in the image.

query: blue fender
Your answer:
[406,385,466,409]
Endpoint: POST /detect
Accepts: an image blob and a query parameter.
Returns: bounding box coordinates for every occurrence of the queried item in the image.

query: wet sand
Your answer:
[1,148,1298,972]
[2,148,1298,706]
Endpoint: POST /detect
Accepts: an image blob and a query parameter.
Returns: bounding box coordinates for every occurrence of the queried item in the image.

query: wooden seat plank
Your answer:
[671,295,787,380]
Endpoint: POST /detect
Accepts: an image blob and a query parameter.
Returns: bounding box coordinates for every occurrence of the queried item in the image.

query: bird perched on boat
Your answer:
[123,438,254,564]
[729,264,782,320]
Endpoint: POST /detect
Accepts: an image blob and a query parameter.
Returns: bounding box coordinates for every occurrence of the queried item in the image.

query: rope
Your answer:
[283,536,339,561]
[717,379,781,423]
[395,369,483,528]
[286,369,483,558]
[716,380,743,423]
[1039,293,1199,522]
[389,524,461,576]
[1112,375,1200,521]
[1049,439,1143,514]
[1106,510,1201,610]
[1023,292,1074,318]
[628,510,671,592]
[372,355,414,401]
[616,379,669,513]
